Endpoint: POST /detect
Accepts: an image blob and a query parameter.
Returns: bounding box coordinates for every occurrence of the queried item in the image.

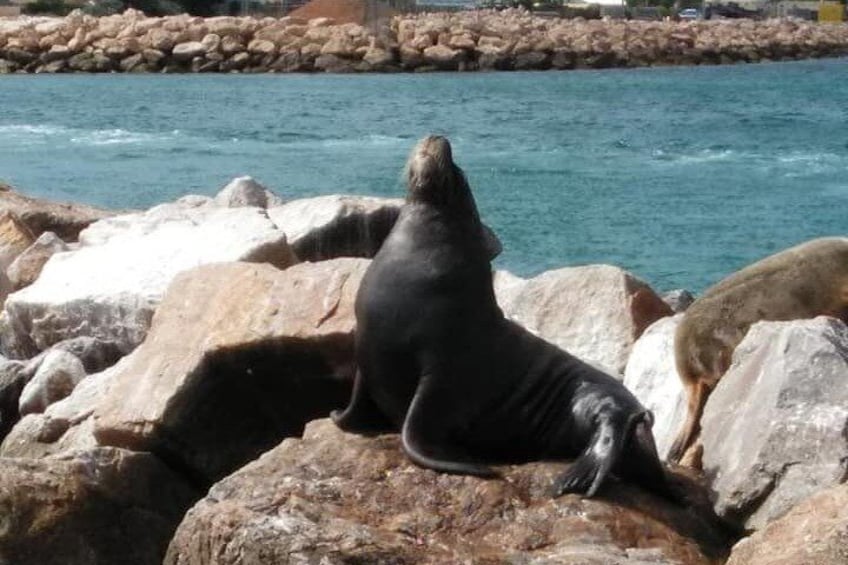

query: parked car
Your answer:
[679,7,700,19]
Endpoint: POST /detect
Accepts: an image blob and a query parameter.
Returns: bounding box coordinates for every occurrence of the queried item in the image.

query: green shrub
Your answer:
[22,0,74,15]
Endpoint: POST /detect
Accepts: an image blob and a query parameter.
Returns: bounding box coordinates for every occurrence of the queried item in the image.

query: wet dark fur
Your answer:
[333,136,672,499]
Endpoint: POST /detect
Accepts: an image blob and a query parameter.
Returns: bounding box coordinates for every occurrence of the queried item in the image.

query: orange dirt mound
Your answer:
[289,0,399,25]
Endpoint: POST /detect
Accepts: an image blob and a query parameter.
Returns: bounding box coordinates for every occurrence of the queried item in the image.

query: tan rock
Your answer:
[320,34,356,57]
[0,447,198,565]
[423,44,463,69]
[200,33,221,54]
[494,265,672,376]
[219,35,244,56]
[146,28,178,52]
[164,419,729,565]
[93,259,368,482]
[726,483,848,565]
[0,209,35,272]
[362,46,394,68]
[247,38,276,56]
[7,231,68,290]
[172,41,205,62]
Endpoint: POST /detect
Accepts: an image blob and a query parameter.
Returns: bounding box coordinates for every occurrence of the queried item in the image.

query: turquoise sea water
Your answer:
[1,59,846,292]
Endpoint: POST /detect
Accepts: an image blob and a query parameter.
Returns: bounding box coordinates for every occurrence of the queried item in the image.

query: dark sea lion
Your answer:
[669,237,848,464]
[332,135,672,499]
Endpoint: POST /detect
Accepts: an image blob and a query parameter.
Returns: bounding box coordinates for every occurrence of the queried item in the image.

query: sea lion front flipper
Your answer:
[331,368,393,435]
[401,382,499,478]
[552,416,623,498]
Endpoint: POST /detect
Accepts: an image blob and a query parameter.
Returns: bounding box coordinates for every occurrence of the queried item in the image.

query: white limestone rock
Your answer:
[623,314,687,460]
[1,200,297,358]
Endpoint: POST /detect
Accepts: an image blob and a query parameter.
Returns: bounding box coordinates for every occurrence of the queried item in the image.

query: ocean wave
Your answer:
[0,123,182,147]
[70,128,181,146]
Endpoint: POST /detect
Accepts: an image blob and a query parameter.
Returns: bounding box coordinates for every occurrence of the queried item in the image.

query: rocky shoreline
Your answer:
[1,8,848,74]
[1,179,848,564]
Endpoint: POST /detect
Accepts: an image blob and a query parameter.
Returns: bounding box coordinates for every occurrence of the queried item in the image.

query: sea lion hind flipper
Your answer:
[668,380,708,464]
[401,385,499,478]
[552,417,622,498]
[332,368,394,435]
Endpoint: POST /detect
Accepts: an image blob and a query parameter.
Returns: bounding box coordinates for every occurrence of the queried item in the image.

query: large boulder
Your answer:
[494,265,672,375]
[0,447,198,565]
[92,259,367,483]
[0,182,115,242]
[267,195,402,261]
[623,315,687,460]
[700,317,848,531]
[165,419,730,565]
[0,201,297,358]
[6,231,69,290]
[726,482,848,565]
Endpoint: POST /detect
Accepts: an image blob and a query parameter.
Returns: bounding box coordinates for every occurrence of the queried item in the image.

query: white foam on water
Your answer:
[70,128,181,146]
[0,123,183,148]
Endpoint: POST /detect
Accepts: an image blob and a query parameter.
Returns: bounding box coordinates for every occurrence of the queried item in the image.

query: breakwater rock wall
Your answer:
[1,9,848,74]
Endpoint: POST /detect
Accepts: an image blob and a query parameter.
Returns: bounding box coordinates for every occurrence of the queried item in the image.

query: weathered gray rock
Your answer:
[165,419,730,565]
[1,360,119,459]
[213,175,284,208]
[19,349,86,416]
[701,317,848,531]
[92,259,367,483]
[0,335,123,452]
[623,314,687,460]
[1,200,297,358]
[726,482,848,565]
[267,195,402,261]
[662,289,695,313]
[6,231,69,290]
[494,265,672,375]
[0,447,199,565]
[0,182,115,241]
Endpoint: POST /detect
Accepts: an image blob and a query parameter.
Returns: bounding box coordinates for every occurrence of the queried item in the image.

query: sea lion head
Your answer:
[403,135,501,259]
[405,136,477,215]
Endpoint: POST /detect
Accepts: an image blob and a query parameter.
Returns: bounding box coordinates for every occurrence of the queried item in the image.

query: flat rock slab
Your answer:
[494,265,672,376]
[1,202,296,358]
[0,447,198,565]
[726,482,848,565]
[166,419,728,565]
[701,317,848,531]
[93,259,368,483]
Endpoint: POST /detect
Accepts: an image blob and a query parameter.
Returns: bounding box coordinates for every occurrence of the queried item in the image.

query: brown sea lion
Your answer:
[669,236,848,463]
[332,135,673,499]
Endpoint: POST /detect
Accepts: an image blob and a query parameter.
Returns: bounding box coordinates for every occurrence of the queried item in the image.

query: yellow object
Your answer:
[819,2,845,22]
